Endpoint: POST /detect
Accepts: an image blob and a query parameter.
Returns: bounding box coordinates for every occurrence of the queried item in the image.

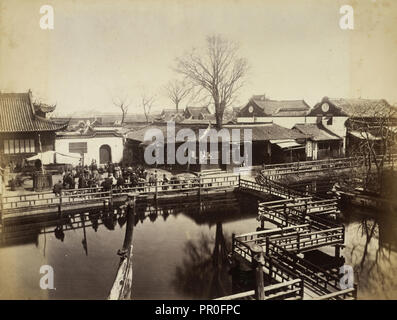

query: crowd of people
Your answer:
[53,160,191,195]
[54,160,153,195]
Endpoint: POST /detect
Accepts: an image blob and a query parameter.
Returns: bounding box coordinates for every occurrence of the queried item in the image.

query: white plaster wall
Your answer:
[305,116,348,154]
[55,136,124,165]
[272,117,307,129]
[237,116,307,128]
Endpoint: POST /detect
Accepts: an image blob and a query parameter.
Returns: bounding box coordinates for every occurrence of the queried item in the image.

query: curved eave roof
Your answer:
[0,92,68,133]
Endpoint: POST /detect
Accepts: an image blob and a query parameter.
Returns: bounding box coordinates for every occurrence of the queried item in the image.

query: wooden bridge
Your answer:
[216,175,357,300]
[0,174,240,222]
[260,154,397,180]
[226,220,355,300]
[0,170,314,222]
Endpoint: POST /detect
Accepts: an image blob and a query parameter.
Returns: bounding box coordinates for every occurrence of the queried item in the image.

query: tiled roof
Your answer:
[328,98,394,117]
[127,123,306,143]
[157,109,185,122]
[243,123,307,141]
[185,106,211,118]
[33,103,56,113]
[0,92,67,133]
[293,123,341,141]
[251,96,310,116]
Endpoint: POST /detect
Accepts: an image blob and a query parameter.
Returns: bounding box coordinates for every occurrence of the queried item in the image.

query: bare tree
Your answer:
[348,101,397,193]
[175,35,249,129]
[113,96,130,125]
[140,93,156,124]
[163,79,192,112]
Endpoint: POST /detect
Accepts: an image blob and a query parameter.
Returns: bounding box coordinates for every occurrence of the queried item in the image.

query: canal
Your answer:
[0,193,396,299]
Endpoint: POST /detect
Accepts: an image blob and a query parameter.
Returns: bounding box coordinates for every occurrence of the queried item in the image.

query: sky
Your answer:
[0,0,396,116]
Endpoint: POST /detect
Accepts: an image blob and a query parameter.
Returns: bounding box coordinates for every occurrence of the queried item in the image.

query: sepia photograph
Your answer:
[0,0,397,304]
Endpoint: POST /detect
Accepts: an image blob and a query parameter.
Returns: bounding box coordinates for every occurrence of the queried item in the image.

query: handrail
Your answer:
[213,279,302,300]
[1,173,240,211]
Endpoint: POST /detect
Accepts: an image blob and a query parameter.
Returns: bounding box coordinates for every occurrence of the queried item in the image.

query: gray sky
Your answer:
[1,0,396,116]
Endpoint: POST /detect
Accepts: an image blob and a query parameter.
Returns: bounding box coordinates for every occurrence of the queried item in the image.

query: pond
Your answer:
[0,193,396,299]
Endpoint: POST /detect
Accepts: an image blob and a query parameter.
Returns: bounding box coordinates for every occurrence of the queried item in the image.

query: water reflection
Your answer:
[1,192,397,299]
[172,222,232,299]
[342,208,397,299]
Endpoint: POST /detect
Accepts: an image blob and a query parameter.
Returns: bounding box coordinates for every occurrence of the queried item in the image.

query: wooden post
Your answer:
[110,187,114,207]
[297,232,300,252]
[121,195,136,254]
[231,233,235,257]
[283,202,287,215]
[58,192,62,217]
[0,178,4,223]
[335,244,341,258]
[109,192,136,300]
[250,244,265,300]
[265,236,270,256]
[154,170,158,201]
[198,173,201,198]
[353,283,358,300]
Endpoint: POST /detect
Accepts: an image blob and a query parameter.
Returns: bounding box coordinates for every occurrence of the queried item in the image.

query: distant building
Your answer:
[237,95,311,128]
[155,109,185,122]
[0,91,67,168]
[184,106,211,120]
[55,125,124,166]
[125,122,307,170]
[293,123,343,160]
[306,97,349,156]
[309,97,396,157]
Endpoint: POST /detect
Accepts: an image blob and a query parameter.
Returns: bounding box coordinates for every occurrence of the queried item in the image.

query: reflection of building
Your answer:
[55,126,124,166]
[0,91,67,167]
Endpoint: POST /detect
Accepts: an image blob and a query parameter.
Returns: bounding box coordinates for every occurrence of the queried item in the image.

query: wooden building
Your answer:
[184,106,211,120]
[0,91,67,169]
[237,95,311,128]
[125,122,307,171]
[293,123,343,160]
[310,97,397,157]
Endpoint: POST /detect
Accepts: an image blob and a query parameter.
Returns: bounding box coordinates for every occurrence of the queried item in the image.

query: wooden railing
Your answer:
[1,174,240,215]
[260,154,397,179]
[239,178,307,200]
[258,196,341,230]
[214,278,303,300]
[231,229,354,300]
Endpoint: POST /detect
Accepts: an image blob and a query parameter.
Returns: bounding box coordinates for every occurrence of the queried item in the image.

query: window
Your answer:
[3,139,35,154]
[326,117,333,125]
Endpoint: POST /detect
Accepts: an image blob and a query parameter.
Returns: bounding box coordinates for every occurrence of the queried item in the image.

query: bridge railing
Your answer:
[232,230,348,299]
[260,154,397,179]
[266,241,341,292]
[1,174,240,214]
[269,227,344,253]
[213,278,303,300]
[240,178,307,200]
